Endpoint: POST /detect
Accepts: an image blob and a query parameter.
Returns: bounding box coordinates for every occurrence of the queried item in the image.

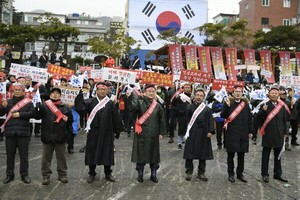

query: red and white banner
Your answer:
[184,45,198,70]
[47,64,75,79]
[198,46,212,74]
[212,79,244,92]
[210,47,226,80]
[243,49,256,65]
[259,50,275,83]
[169,44,183,75]
[279,51,292,76]
[225,48,238,81]
[141,71,173,87]
[296,52,300,76]
[180,70,211,85]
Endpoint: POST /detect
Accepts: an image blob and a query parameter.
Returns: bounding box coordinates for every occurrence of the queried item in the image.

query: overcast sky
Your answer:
[13,0,240,22]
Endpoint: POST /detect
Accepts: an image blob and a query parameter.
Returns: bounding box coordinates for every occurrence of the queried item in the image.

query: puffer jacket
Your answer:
[35,101,73,144]
[0,96,34,137]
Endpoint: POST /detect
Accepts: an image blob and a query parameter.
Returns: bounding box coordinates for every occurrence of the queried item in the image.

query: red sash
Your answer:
[135,99,158,135]
[0,98,32,133]
[259,101,283,136]
[278,99,291,115]
[223,101,246,130]
[33,82,42,91]
[170,89,183,103]
[45,100,68,123]
[133,87,142,96]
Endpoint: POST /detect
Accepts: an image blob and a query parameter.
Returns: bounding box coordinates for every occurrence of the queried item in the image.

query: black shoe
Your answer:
[150,175,158,183]
[197,174,208,181]
[186,173,192,181]
[127,132,131,137]
[42,177,50,185]
[228,176,235,183]
[168,137,174,143]
[262,176,269,183]
[68,149,74,154]
[137,174,143,183]
[217,145,222,149]
[291,142,300,146]
[3,176,14,184]
[237,175,247,183]
[21,176,31,184]
[178,144,182,150]
[105,174,116,182]
[79,146,86,153]
[87,175,95,184]
[274,176,288,182]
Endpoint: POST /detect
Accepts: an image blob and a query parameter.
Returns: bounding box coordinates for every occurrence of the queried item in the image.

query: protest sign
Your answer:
[10,63,48,84]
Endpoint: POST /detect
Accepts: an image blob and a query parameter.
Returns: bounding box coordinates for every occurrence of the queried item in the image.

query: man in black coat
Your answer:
[257,86,288,183]
[75,82,123,183]
[184,88,214,182]
[35,88,73,185]
[221,85,253,183]
[0,83,35,184]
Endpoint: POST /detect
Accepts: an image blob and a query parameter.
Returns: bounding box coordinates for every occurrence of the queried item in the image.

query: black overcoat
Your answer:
[75,93,123,166]
[221,97,252,153]
[183,103,214,160]
[257,100,287,148]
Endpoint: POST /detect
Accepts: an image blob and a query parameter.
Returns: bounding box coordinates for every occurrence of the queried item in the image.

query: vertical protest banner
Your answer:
[295,52,300,76]
[260,50,275,83]
[169,44,183,75]
[184,45,198,70]
[225,48,238,81]
[10,63,48,84]
[198,46,212,74]
[210,47,226,80]
[279,51,292,76]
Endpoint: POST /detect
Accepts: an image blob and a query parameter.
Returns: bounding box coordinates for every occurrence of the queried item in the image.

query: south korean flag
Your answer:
[128,0,207,50]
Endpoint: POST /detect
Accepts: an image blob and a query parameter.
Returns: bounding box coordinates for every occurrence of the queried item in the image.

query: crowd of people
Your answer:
[0,58,298,187]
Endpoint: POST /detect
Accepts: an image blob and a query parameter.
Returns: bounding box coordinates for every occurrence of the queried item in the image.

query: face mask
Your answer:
[157,90,161,93]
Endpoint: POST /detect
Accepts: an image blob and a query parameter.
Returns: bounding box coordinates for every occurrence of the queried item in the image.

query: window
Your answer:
[245,3,249,10]
[283,19,290,25]
[262,0,269,6]
[261,18,269,25]
[283,0,291,7]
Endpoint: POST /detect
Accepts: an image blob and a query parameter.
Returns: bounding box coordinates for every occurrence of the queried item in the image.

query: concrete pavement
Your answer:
[0,130,299,200]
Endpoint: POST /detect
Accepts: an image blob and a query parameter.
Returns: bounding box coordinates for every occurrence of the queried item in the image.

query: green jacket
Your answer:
[128,93,166,164]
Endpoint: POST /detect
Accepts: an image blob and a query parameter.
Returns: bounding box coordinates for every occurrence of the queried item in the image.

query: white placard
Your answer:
[260,69,272,78]
[247,65,260,70]
[10,63,48,84]
[234,65,247,70]
[102,68,136,84]
[58,86,90,104]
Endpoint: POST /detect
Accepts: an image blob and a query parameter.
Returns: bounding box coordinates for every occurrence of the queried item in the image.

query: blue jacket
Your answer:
[71,107,80,136]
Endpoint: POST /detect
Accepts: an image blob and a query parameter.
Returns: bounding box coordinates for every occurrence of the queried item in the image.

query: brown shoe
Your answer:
[197,174,208,181]
[58,176,68,183]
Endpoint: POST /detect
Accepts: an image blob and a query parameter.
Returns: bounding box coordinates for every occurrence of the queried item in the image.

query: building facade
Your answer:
[239,0,299,33]
[0,0,13,25]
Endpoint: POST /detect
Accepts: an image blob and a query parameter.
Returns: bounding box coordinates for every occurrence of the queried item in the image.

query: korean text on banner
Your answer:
[225,48,238,81]
[102,68,136,84]
[210,47,226,80]
[184,45,198,70]
[10,63,48,84]
[169,44,183,75]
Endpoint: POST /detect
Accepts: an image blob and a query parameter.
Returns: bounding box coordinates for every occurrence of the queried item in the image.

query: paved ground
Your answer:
[0,130,299,200]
